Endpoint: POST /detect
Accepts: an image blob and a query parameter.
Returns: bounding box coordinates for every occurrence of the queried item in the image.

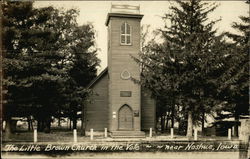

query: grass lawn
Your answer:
[2,120,238,143]
[2,128,96,142]
[2,129,238,143]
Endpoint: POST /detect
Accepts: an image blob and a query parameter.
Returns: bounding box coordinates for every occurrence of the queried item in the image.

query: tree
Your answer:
[61,25,99,130]
[2,1,47,136]
[134,0,225,137]
[217,14,249,136]
[2,1,99,136]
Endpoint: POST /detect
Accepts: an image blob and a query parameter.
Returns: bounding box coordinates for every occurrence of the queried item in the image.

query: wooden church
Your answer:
[84,5,156,137]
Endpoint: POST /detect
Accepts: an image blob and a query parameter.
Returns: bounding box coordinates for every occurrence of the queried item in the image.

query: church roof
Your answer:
[87,67,108,88]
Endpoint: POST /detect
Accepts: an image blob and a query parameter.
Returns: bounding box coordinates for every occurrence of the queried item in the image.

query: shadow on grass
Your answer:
[2,128,86,142]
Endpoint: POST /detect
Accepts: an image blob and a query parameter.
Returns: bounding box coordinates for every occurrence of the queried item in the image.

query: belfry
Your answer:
[84,4,156,137]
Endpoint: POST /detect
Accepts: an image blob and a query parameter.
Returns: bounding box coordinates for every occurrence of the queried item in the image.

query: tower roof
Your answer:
[105,4,143,26]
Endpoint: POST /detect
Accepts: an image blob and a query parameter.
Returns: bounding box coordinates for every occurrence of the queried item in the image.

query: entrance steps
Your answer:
[111,131,145,138]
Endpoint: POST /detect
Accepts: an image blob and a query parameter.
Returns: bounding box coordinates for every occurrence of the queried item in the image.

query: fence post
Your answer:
[149,128,152,138]
[73,129,77,143]
[171,128,174,139]
[232,126,235,136]
[34,129,37,143]
[90,129,94,140]
[194,129,198,140]
[104,128,108,138]
[228,128,232,140]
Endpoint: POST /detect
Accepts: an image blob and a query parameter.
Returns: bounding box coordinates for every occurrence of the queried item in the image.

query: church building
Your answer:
[84,5,156,137]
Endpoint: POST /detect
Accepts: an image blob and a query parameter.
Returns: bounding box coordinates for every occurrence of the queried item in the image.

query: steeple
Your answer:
[106,4,144,132]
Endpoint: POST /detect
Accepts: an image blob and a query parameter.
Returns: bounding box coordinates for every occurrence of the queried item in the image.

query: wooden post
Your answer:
[228,128,231,140]
[194,129,198,140]
[149,128,152,138]
[34,129,37,143]
[171,128,174,139]
[73,129,77,143]
[239,119,250,159]
[90,129,93,140]
[104,128,107,138]
[232,126,235,136]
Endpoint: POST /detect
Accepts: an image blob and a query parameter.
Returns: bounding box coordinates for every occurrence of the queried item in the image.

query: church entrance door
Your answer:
[118,105,133,130]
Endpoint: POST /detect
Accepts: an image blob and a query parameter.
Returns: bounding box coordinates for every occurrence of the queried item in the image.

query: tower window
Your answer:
[121,22,131,45]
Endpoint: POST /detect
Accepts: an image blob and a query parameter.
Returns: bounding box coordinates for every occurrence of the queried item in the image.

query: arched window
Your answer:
[121,22,131,45]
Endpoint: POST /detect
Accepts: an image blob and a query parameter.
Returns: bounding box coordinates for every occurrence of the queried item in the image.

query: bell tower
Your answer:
[105,4,144,133]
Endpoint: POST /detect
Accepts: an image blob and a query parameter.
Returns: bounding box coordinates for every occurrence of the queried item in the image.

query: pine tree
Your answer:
[2,1,99,136]
[217,13,249,136]
[135,0,225,137]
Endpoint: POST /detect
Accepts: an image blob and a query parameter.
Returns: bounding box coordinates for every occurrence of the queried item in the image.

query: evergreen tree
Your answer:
[217,13,249,136]
[2,1,99,136]
[135,0,225,137]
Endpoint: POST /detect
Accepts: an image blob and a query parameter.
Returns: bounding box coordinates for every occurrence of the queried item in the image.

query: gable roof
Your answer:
[87,67,108,88]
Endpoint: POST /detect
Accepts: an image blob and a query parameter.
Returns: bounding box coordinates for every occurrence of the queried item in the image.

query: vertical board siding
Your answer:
[108,16,142,131]
[85,14,157,133]
[141,88,156,131]
[86,73,109,131]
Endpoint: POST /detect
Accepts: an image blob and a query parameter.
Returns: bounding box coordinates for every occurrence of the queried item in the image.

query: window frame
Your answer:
[120,22,132,45]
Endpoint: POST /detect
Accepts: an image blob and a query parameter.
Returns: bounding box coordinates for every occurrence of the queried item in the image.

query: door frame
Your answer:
[118,104,134,130]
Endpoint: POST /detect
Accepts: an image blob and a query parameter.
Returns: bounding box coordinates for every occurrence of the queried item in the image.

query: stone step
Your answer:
[111,131,145,138]
[111,135,145,138]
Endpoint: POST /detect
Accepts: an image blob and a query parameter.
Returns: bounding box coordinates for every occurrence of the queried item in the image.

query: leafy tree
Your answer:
[2,1,99,137]
[60,25,99,130]
[135,0,225,137]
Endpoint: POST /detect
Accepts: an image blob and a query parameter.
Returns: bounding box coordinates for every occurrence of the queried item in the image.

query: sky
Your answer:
[34,1,249,73]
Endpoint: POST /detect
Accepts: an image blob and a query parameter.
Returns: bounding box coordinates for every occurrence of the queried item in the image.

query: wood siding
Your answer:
[86,73,109,131]
[108,16,142,131]
[85,13,156,132]
[141,87,156,131]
